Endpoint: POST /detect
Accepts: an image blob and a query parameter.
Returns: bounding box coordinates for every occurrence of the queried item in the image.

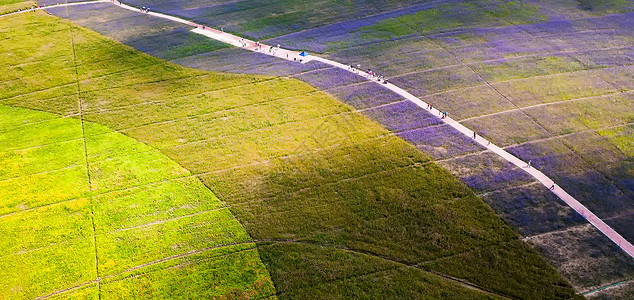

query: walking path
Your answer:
[7,0,633,259]
[0,0,107,17]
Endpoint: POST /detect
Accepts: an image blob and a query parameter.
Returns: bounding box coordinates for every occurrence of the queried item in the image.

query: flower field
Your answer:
[0,8,586,298]
[48,0,634,296]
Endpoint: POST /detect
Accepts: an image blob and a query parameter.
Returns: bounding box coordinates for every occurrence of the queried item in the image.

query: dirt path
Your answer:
[7,0,633,259]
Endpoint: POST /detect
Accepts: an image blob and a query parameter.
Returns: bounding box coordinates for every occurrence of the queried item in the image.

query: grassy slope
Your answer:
[0,11,579,298]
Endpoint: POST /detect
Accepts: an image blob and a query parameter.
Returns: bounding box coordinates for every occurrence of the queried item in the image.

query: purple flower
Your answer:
[292,67,365,90]
[397,124,483,160]
[482,183,585,236]
[328,81,403,109]
[363,100,443,132]
[440,152,534,193]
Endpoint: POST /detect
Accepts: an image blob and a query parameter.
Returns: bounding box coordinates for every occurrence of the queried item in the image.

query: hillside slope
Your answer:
[0,10,580,298]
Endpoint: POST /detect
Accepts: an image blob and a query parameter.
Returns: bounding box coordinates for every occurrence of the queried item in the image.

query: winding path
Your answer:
[6,0,633,259]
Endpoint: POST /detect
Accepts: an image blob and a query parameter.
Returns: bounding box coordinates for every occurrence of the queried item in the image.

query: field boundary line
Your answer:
[99,90,320,133]
[160,108,367,151]
[384,52,633,84]
[458,89,634,122]
[35,241,259,299]
[0,205,235,260]
[523,208,634,242]
[475,180,541,198]
[390,63,632,103]
[500,122,634,149]
[0,163,81,184]
[286,240,515,299]
[80,77,291,118]
[66,11,103,299]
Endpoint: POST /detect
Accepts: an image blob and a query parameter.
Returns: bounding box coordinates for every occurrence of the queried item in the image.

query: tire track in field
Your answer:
[66,9,103,298]
[35,241,260,299]
[276,240,516,300]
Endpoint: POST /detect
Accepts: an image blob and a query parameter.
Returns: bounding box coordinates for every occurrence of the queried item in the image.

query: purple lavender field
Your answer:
[43,0,634,297]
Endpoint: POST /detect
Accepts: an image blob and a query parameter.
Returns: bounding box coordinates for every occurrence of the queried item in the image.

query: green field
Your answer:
[0,104,276,299]
[0,10,581,299]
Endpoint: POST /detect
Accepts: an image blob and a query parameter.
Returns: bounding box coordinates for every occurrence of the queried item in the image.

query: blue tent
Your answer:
[299,51,309,56]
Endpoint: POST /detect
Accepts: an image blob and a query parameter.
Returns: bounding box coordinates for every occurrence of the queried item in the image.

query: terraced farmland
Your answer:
[0,6,586,299]
[44,0,634,297]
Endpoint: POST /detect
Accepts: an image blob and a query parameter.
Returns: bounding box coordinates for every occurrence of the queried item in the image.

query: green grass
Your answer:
[100,244,275,299]
[525,94,634,134]
[0,11,580,299]
[471,56,590,83]
[578,0,634,13]
[492,69,621,107]
[462,110,552,146]
[0,105,275,299]
[357,0,545,41]
[422,85,517,120]
[0,0,25,5]
[423,240,586,299]
[599,125,634,157]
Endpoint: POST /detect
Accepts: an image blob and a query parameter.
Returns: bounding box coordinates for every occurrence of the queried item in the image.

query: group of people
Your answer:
[140,6,150,13]
[16,5,41,12]
[347,65,388,84]
[365,68,388,84]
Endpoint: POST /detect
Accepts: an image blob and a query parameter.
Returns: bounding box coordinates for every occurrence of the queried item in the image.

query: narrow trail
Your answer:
[7,0,633,259]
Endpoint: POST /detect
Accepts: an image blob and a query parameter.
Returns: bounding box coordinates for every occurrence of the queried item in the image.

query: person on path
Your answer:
[550,184,555,190]
[527,160,531,168]
[473,132,476,139]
